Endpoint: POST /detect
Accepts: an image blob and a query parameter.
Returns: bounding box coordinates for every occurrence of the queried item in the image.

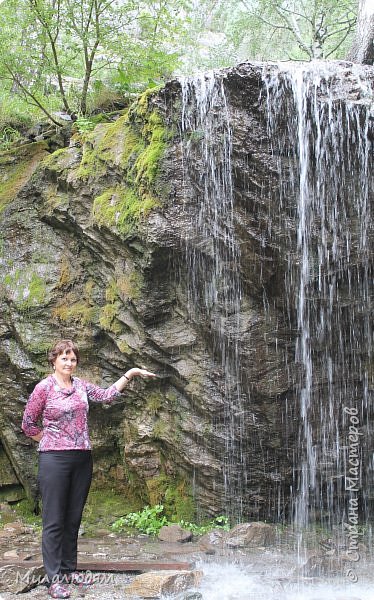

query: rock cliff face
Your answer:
[0,62,373,523]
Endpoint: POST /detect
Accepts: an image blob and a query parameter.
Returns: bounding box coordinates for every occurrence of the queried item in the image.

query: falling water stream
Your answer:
[177,61,373,597]
[180,73,245,518]
[262,63,373,533]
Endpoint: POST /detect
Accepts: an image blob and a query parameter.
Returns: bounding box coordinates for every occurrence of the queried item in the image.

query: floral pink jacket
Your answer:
[22,375,121,451]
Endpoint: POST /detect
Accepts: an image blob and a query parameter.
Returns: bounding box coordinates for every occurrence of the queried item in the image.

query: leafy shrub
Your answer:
[111,504,230,536]
[111,504,168,535]
[178,515,230,535]
[74,116,97,133]
[0,126,22,150]
[0,89,48,130]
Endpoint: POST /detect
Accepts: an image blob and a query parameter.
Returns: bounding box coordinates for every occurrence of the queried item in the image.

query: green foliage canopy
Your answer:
[0,0,361,129]
[0,0,190,122]
[183,0,358,67]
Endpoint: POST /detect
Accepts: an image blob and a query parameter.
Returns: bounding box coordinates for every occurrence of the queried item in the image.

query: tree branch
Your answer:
[79,0,101,113]
[253,12,294,32]
[28,0,71,113]
[326,27,353,57]
[333,16,357,27]
[4,64,63,127]
[279,5,313,25]
[324,23,356,41]
[274,6,312,57]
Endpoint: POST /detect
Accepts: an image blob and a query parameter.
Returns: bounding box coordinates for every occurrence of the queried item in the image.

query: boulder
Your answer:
[0,63,301,519]
[225,522,276,548]
[125,570,202,598]
[158,524,193,543]
[198,529,226,554]
[0,62,372,523]
[296,554,344,577]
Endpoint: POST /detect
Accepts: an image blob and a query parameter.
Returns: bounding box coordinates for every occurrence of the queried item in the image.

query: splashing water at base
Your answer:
[192,558,374,600]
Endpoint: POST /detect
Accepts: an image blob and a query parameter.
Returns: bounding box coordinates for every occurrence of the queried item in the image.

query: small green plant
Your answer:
[111,504,168,535]
[13,499,42,530]
[0,125,21,150]
[178,515,230,535]
[75,116,96,134]
[111,505,230,537]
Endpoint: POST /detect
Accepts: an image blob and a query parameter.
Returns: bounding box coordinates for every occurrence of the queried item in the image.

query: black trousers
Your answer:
[38,450,93,584]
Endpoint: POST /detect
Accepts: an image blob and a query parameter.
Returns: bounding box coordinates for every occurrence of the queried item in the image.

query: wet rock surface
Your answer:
[224,522,276,548]
[0,518,202,599]
[0,61,297,519]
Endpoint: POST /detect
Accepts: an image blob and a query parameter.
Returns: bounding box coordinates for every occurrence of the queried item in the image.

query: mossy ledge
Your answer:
[81,87,170,236]
[92,184,159,236]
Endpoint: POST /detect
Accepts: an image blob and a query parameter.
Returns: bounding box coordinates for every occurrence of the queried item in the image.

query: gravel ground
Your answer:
[0,516,201,599]
[0,572,136,600]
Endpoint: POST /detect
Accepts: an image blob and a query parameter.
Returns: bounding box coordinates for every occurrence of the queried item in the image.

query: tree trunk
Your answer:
[347,0,374,64]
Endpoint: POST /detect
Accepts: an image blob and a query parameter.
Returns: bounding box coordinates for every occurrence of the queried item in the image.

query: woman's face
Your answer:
[53,349,78,379]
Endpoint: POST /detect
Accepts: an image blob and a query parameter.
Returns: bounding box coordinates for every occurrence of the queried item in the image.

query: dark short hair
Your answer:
[48,339,80,366]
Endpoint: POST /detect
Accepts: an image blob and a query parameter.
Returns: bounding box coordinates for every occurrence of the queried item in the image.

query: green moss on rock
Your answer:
[111,272,143,302]
[146,391,163,415]
[117,339,132,355]
[134,109,169,185]
[52,286,99,326]
[121,128,145,169]
[79,88,170,235]
[82,487,141,534]
[3,269,48,311]
[0,141,48,211]
[92,184,159,236]
[42,147,69,172]
[132,86,164,119]
[146,474,194,522]
[23,273,46,310]
[99,301,122,334]
[53,301,98,326]
[76,136,108,181]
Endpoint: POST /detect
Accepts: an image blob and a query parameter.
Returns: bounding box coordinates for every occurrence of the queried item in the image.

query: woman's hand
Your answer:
[125,368,157,380]
[114,368,157,392]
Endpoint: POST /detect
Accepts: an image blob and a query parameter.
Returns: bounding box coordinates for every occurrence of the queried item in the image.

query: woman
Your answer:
[22,339,156,599]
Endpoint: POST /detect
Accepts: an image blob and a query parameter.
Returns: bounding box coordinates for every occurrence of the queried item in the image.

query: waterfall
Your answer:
[262,62,373,530]
[178,62,373,528]
[179,73,244,519]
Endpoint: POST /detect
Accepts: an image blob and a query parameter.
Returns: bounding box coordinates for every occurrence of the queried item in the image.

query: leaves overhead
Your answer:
[0,0,190,121]
[0,0,362,128]
[191,0,358,65]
